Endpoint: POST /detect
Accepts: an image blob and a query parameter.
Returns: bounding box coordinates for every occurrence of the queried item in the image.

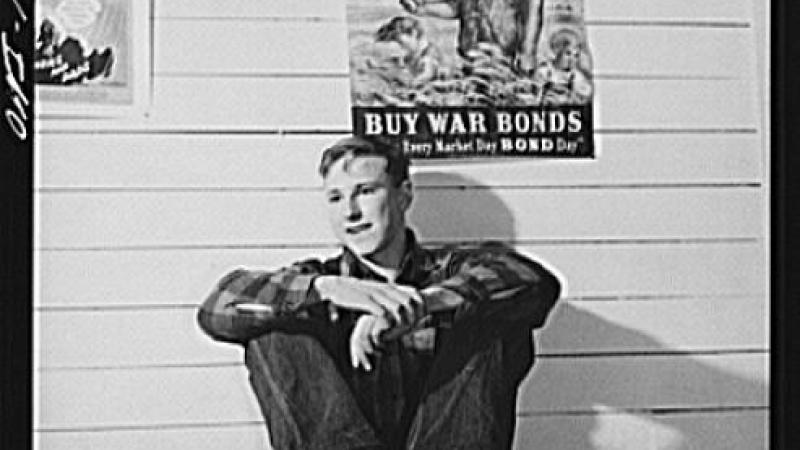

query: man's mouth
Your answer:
[345,223,372,234]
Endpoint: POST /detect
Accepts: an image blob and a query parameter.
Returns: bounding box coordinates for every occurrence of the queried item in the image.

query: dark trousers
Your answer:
[244,310,536,450]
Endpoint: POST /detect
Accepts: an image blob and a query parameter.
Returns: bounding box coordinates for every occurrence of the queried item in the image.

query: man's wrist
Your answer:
[313,275,335,298]
[420,286,464,313]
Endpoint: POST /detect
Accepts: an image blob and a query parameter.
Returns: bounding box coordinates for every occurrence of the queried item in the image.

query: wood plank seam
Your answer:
[36,349,770,372]
[154,17,751,28]
[32,407,769,434]
[34,293,763,313]
[36,183,763,193]
[34,237,763,252]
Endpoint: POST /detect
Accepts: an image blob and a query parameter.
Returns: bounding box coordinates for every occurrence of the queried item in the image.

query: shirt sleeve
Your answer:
[431,243,562,329]
[196,260,326,344]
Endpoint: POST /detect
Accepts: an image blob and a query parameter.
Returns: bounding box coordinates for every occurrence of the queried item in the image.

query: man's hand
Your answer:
[314,276,425,325]
[349,314,392,371]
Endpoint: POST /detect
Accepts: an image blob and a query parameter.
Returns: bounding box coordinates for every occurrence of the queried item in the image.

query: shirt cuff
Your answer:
[280,273,323,314]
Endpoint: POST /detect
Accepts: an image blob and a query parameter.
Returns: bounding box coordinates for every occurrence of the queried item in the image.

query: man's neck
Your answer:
[355,229,408,281]
[357,256,400,283]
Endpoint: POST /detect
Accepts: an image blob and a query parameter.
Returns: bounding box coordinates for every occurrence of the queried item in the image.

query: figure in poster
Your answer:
[34,17,115,85]
[399,0,542,74]
[349,0,591,109]
[375,16,444,87]
[532,28,592,104]
[346,0,595,158]
[34,0,147,115]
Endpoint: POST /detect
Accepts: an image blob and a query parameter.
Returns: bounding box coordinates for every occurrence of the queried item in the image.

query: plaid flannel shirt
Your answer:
[198,231,561,346]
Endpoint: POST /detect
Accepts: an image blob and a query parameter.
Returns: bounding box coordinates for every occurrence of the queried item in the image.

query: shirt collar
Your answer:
[339,229,435,285]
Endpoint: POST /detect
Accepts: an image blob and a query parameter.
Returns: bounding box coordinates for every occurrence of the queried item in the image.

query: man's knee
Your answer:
[245,330,383,449]
[245,327,349,383]
[408,335,527,450]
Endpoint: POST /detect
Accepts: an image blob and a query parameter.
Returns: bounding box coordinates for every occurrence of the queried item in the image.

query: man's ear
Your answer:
[398,180,413,211]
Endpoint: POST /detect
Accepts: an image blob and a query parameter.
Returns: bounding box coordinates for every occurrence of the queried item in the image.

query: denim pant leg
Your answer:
[244,318,386,450]
[404,318,536,450]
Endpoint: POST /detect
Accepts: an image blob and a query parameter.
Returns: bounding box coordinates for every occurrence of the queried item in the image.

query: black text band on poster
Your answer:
[353,105,594,159]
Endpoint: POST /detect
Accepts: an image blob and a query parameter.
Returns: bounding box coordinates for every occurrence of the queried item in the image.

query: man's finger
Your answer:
[361,332,375,355]
[360,351,372,371]
[380,283,419,307]
[370,330,383,346]
[351,343,371,371]
[394,284,424,306]
[350,334,361,368]
[370,319,389,346]
[386,285,425,322]
[350,316,378,371]
[354,340,373,371]
[364,301,387,318]
[377,284,423,322]
[367,291,404,324]
[382,284,425,324]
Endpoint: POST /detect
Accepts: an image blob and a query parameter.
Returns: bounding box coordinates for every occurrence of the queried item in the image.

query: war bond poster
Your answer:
[346,0,594,159]
[34,0,150,116]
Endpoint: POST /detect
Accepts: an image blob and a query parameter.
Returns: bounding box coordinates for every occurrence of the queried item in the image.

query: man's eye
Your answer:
[361,186,376,195]
[327,194,341,203]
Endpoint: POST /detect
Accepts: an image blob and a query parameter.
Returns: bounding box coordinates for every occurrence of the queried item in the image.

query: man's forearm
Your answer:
[421,285,465,312]
[433,246,562,328]
[313,274,426,323]
[197,266,323,344]
[370,287,457,343]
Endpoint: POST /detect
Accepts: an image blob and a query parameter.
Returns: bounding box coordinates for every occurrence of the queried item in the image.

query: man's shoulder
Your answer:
[289,253,343,275]
[418,240,517,266]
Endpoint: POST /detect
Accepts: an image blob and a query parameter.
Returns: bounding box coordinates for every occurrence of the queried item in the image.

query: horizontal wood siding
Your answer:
[35,411,767,450]
[35,0,767,448]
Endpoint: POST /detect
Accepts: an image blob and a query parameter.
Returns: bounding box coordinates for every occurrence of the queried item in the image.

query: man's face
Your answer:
[323,155,411,265]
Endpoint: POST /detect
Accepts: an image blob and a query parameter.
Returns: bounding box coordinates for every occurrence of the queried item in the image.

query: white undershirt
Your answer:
[354,254,399,283]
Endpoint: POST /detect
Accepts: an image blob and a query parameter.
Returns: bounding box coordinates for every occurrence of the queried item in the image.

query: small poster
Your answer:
[34,0,150,117]
[346,0,594,159]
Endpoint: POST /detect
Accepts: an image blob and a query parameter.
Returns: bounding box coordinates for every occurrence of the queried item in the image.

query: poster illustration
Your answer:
[34,0,150,116]
[347,0,594,158]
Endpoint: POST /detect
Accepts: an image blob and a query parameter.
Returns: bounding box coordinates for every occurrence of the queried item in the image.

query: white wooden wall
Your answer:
[34,1,768,449]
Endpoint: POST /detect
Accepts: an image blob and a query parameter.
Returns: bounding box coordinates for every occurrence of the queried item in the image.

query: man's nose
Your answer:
[344,197,362,221]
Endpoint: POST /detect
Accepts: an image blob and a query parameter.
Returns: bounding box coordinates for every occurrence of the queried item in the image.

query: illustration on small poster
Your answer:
[347,0,594,159]
[34,0,150,117]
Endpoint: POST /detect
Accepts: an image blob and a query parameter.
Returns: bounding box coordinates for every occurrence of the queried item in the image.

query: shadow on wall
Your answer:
[408,171,766,450]
[409,172,517,243]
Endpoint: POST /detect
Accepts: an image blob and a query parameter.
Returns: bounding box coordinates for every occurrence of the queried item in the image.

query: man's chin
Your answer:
[343,240,379,258]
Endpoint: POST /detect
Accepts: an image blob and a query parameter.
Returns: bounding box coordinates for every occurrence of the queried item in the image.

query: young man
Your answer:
[198,136,561,449]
